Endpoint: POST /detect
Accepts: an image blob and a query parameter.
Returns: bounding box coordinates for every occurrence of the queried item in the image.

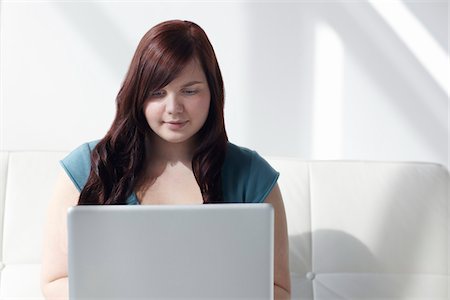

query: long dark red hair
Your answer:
[79,20,228,205]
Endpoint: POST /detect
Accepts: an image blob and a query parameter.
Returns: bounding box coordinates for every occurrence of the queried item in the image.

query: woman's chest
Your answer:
[136,167,203,205]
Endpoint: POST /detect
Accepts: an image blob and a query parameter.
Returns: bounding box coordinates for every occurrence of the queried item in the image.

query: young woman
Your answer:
[41,19,291,299]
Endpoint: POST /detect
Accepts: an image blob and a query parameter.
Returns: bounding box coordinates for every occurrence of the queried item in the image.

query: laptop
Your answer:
[67,203,274,299]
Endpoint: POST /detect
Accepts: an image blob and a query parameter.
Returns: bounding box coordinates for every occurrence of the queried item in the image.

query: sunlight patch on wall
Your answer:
[368,0,449,97]
[311,22,344,160]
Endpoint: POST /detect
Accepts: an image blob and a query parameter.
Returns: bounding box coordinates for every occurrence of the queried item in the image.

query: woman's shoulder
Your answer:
[73,140,99,153]
[62,140,100,166]
[222,142,279,203]
[224,142,275,170]
[224,142,254,165]
[60,140,100,191]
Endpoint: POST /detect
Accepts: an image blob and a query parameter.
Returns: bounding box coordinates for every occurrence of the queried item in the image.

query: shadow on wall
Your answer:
[241,2,447,163]
[333,2,447,160]
[52,1,132,80]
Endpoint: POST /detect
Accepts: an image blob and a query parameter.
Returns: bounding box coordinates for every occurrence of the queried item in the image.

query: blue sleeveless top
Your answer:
[60,140,279,204]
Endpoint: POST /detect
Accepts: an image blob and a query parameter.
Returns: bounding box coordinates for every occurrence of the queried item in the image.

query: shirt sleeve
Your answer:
[221,143,280,203]
[60,141,98,192]
[245,150,280,203]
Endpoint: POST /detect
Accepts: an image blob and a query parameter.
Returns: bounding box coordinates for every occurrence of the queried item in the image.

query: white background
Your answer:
[1,0,448,168]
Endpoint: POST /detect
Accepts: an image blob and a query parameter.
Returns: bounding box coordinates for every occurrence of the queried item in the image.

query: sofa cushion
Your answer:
[0,264,43,299]
[269,160,449,299]
[2,152,66,264]
[0,152,9,260]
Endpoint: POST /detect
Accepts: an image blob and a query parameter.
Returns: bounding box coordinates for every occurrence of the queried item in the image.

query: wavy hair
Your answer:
[79,20,228,205]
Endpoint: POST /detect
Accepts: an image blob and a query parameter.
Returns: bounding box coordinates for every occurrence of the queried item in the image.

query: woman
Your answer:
[41,19,291,299]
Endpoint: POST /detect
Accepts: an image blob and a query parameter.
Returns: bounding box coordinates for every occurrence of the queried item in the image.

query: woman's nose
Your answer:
[166,94,183,114]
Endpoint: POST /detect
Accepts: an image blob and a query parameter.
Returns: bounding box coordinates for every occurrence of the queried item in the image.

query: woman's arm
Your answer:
[275,284,291,299]
[41,277,68,300]
[264,183,291,299]
[41,169,80,299]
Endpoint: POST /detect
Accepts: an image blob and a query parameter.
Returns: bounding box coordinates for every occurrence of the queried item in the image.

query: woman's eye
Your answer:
[151,90,165,97]
[183,89,198,95]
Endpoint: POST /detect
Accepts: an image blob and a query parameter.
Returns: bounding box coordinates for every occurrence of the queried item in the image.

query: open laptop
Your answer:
[67,203,274,299]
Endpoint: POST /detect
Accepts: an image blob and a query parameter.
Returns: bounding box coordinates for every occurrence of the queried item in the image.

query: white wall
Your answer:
[1,1,448,168]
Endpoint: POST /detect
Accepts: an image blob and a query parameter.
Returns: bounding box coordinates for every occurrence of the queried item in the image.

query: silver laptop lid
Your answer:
[68,203,274,299]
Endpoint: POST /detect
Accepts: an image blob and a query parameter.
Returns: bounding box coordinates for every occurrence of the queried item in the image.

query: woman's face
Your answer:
[143,58,211,146]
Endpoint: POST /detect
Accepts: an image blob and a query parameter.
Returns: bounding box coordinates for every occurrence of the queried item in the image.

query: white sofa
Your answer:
[0,151,448,299]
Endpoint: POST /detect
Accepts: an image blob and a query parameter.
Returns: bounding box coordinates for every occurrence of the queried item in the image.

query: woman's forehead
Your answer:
[166,58,207,87]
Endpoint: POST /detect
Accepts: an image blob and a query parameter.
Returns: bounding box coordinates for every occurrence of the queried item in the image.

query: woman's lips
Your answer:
[164,120,188,129]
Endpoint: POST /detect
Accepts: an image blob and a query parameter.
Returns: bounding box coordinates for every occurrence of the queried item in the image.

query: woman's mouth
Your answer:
[164,120,188,129]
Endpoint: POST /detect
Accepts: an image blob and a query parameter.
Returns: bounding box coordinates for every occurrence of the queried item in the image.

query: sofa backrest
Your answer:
[0,151,448,299]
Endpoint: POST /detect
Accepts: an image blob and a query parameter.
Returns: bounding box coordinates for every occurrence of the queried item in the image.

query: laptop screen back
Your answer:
[67,203,274,299]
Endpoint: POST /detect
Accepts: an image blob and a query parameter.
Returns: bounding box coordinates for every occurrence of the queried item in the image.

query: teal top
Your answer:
[60,140,279,204]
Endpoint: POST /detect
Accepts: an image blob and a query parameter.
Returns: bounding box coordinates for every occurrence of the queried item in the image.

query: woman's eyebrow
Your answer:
[180,80,204,88]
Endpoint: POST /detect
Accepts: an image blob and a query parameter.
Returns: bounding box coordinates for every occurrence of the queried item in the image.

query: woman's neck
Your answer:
[145,134,196,165]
